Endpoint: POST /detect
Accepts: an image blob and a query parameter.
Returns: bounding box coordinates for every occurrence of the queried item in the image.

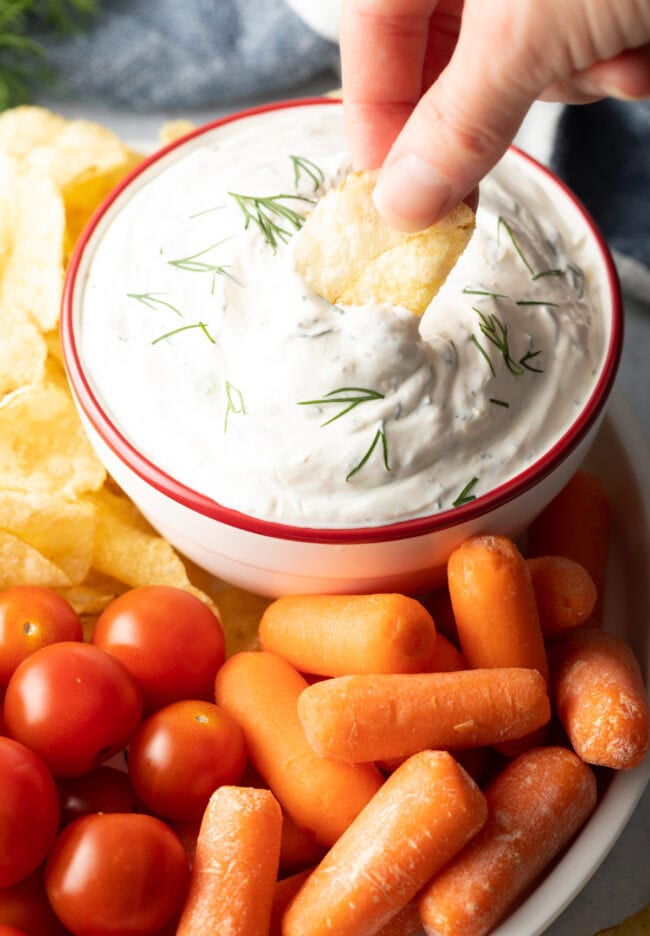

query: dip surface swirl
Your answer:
[79,104,608,528]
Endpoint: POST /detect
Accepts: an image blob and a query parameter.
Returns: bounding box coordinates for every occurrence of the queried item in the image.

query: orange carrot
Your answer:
[418,746,597,936]
[259,593,436,676]
[270,869,312,936]
[379,745,493,784]
[297,668,550,762]
[375,902,421,936]
[527,555,597,640]
[549,628,650,769]
[214,651,384,846]
[280,812,326,874]
[447,535,549,685]
[527,470,610,624]
[176,786,282,936]
[429,631,465,672]
[283,751,487,936]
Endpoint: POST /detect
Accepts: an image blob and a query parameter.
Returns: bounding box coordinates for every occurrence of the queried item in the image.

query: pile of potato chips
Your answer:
[0,106,265,653]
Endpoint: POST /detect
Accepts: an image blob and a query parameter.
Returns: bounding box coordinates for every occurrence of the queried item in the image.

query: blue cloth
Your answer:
[551,99,650,284]
[37,0,339,110]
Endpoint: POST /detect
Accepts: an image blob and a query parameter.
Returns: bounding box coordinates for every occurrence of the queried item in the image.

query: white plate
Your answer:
[491,385,650,936]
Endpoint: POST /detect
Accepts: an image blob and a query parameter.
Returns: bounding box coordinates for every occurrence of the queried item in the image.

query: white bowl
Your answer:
[61,98,623,598]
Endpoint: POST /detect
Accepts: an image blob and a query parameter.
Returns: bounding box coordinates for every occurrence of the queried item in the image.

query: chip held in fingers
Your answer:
[294,169,475,316]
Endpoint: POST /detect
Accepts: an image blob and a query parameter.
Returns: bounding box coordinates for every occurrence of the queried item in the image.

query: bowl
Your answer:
[61,97,622,597]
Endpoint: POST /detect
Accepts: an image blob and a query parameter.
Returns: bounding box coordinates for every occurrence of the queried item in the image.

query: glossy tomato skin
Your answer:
[0,738,60,888]
[4,642,142,777]
[45,813,189,936]
[0,587,82,689]
[0,866,69,935]
[58,765,139,826]
[128,699,247,822]
[92,586,225,713]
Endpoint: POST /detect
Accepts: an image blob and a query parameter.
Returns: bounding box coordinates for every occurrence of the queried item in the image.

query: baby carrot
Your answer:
[270,869,312,936]
[297,668,550,762]
[549,628,650,769]
[447,535,549,685]
[418,746,597,936]
[176,786,282,936]
[280,812,326,874]
[375,902,421,936]
[214,651,384,846]
[527,555,597,640]
[527,469,610,624]
[283,750,487,936]
[429,631,465,672]
[259,593,436,676]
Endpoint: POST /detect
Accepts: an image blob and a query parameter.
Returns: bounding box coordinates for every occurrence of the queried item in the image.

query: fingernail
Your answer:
[374,154,452,231]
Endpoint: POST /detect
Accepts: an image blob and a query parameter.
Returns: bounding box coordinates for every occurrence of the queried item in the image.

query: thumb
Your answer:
[373,19,538,230]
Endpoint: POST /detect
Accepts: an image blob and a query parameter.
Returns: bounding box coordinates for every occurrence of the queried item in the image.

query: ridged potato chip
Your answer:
[0,490,95,585]
[0,106,67,159]
[0,152,65,332]
[0,308,47,395]
[158,119,196,147]
[0,383,106,497]
[294,169,475,316]
[0,529,70,589]
[213,586,272,657]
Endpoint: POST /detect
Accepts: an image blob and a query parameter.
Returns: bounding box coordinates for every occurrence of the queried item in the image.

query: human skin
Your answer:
[341,0,650,230]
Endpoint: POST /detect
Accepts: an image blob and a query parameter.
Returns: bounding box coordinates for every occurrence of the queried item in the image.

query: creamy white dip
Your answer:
[79,104,608,527]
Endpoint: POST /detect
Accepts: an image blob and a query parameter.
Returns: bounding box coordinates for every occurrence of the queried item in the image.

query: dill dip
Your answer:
[78,104,608,528]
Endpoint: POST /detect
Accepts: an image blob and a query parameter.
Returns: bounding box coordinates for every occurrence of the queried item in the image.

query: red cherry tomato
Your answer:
[0,587,82,688]
[45,813,189,936]
[0,926,29,935]
[58,765,139,826]
[0,865,69,935]
[4,642,142,777]
[92,586,225,713]
[128,699,246,822]
[0,737,60,888]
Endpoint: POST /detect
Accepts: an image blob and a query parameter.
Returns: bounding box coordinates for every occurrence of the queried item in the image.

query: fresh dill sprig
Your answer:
[515,299,558,307]
[290,154,324,193]
[223,380,246,433]
[229,191,313,252]
[298,386,385,427]
[531,268,565,281]
[497,216,535,277]
[188,205,224,219]
[127,292,183,317]
[0,0,99,110]
[452,477,479,507]
[168,238,241,293]
[470,333,496,378]
[472,307,543,377]
[346,424,391,482]
[519,349,543,373]
[462,287,510,300]
[151,322,216,346]
[489,398,509,408]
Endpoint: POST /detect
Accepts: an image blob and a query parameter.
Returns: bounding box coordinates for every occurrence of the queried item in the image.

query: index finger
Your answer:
[340,0,441,168]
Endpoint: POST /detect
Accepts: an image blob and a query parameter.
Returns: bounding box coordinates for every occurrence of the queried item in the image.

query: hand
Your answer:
[341,0,650,230]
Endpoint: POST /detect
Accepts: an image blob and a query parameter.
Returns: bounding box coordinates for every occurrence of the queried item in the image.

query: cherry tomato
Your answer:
[128,699,246,822]
[0,587,82,688]
[45,813,189,936]
[0,926,29,935]
[4,642,142,777]
[0,737,60,888]
[58,765,139,826]
[0,866,68,935]
[92,586,225,713]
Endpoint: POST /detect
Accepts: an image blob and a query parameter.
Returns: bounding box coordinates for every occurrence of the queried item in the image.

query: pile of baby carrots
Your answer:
[175,470,650,936]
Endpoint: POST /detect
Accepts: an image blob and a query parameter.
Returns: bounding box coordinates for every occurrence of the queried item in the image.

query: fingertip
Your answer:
[373,153,454,231]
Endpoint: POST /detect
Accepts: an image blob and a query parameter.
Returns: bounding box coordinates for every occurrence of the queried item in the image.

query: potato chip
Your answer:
[0,307,47,396]
[0,490,95,585]
[214,586,272,656]
[158,120,196,147]
[0,106,67,159]
[0,382,106,497]
[0,152,65,331]
[294,169,475,316]
[0,529,70,589]
[85,486,193,589]
[597,902,650,935]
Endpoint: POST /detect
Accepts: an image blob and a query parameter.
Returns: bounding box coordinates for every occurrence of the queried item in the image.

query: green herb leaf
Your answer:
[474,307,524,376]
[452,476,479,507]
[519,349,543,373]
[151,322,216,346]
[531,268,565,280]
[470,333,496,378]
[188,204,225,219]
[346,425,391,482]
[290,154,324,193]
[298,386,385,427]
[515,300,558,307]
[497,216,535,276]
[462,287,510,299]
[489,398,509,408]
[169,238,241,292]
[224,380,246,433]
[229,191,313,252]
[127,292,183,317]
